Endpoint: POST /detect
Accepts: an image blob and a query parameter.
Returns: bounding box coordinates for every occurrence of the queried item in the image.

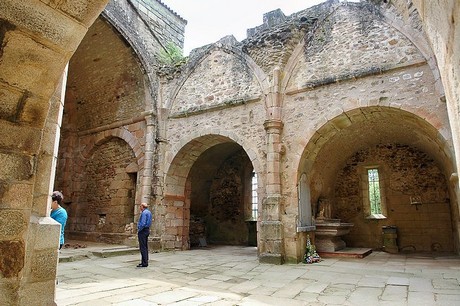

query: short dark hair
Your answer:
[52,191,64,205]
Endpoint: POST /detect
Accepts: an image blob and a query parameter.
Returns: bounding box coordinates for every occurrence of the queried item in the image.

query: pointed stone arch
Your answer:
[164,43,270,112]
[282,1,443,96]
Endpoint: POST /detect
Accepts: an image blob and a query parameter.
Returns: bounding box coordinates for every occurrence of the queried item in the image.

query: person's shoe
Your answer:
[136,264,148,267]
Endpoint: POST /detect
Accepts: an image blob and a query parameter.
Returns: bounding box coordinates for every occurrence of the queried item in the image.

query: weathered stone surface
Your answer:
[0,2,454,296]
[66,18,146,132]
[171,49,262,115]
[0,153,34,182]
[18,279,56,306]
[59,0,109,26]
[0,210,27,239]
[0,183,34,210]
[0,240,25,278]
[0,84,23,122]
[0,122,43,156]
[31,217,61,251]
[30,249,58,281]
[1,0,89,51]
[288,4,425,91]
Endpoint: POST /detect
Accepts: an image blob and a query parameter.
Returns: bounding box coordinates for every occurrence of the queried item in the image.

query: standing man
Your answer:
[50,191,68,250]
[137,203,152,267]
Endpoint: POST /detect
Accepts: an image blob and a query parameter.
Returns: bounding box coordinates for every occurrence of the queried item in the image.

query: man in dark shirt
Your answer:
[137,203,152,267]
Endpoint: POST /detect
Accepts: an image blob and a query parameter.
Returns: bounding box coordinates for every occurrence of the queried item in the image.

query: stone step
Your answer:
[92,246,139,258]
[58,245,139,262]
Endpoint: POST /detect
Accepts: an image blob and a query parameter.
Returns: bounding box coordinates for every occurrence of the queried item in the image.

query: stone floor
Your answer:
[56,242,460,305]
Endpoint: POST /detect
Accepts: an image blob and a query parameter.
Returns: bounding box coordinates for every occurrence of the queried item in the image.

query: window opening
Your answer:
[367,168,382,214]
[251,172,258,220]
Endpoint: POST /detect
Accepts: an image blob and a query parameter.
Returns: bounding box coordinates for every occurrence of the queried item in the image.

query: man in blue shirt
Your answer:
[50,191,68,250]
[137,203,152,267]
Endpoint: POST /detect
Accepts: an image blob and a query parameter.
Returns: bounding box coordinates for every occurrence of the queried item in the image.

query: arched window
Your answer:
[362,166,387,219]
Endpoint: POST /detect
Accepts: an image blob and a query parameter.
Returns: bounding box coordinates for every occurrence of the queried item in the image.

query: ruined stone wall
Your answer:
[280,3,449,260]
[288,4,425,90]
[66,18,147,131]
[158,1,456,261]
[166,102,266,153]
[244,1,335,74]
[1,1,459,306]
[55,0,187,245]
[171,49,262,115]
[67,137,137,243]
[131,0,186,49]
[206,152,251,245]
[334,144,453,252]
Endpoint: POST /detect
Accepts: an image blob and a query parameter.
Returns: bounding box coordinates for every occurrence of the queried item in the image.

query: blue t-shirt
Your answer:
[138,209,152,231]
[51,207,68,245]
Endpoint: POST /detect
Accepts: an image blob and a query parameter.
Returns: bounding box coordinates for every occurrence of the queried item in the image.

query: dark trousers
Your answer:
[138,228,150,266]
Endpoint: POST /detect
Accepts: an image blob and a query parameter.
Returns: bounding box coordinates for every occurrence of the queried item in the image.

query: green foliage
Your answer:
[368,169,382,214]
[158,42,185,66]
[303,235,321,264]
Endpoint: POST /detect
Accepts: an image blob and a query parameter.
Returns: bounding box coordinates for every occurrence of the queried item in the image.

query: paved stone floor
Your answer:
[56,244,460,306]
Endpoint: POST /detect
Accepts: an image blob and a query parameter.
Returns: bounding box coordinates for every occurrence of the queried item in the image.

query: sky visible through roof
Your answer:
[160,0,327,55]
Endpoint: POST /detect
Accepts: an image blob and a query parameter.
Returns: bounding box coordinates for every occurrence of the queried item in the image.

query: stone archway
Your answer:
[0,1,110,305]
[299,107,458,253]
[162,134,261,251]
[0,0,459,305]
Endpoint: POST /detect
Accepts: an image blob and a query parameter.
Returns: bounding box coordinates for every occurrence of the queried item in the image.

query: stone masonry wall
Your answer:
[1,1,458,306]
[67,137,137,243]
[171,49,262,115]
[207,152,251,245]
[334,144,453,252]
[131,0,186,49]
[288,3,425,91]
[160,1,454,261]
[67,18,146,132]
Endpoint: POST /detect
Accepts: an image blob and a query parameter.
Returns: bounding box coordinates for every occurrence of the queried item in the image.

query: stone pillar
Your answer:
[259,67,285,264]
[0,69,66,306]
[141,114,155,205]
[0,1,109,305]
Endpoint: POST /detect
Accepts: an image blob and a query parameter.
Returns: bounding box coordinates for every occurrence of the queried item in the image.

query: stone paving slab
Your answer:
[56,244,460,305]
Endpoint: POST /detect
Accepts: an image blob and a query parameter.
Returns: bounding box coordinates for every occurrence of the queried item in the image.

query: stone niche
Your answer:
[334,144,453,252]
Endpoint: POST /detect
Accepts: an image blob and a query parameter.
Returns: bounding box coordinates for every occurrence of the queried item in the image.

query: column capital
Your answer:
[264,119,284,132]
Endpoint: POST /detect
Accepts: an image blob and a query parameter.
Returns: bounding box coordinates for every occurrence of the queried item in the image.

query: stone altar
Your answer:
[315,198,354,252]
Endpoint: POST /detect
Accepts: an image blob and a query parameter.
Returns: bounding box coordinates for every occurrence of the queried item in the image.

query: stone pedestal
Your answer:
[315,219,354,252]
[382,226,399,253]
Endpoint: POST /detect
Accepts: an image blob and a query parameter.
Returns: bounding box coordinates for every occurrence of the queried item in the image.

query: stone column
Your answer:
[259,67,285,264]
[141,114,155,205]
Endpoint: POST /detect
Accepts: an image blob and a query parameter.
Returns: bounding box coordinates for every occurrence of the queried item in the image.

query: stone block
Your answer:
[19,95,50,128]
[18,279,55,306]
[0,119,43,153]
[1,0,88,51]
[0,183,34,210]
[0,210,27,239]
[0,31,66,98]
[259,253,283,265]
[0,281,17,305]
[259,221,283,240]
[32,217,61,251]
[0,85,23,121]
[39,111,61,155]
[30,249,58,281]
[0,239,25,278]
